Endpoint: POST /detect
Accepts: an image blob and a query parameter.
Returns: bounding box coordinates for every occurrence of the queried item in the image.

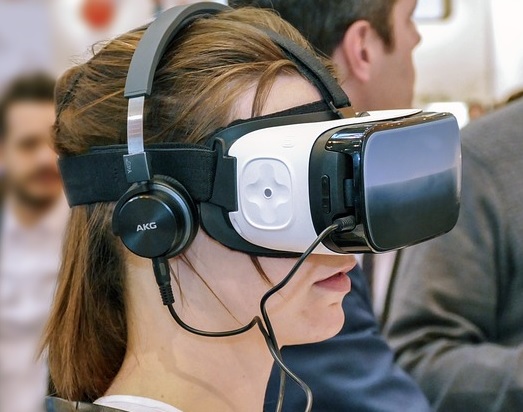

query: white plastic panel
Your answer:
[228,109,421,254]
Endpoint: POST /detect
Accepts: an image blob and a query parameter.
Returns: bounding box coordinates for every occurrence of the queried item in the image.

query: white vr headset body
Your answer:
[201,109,461,255]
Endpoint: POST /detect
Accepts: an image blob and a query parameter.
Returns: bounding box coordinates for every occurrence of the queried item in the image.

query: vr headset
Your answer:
[59,2,462,258]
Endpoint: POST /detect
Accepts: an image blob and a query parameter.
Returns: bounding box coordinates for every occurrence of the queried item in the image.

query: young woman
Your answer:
[43,6,356,412]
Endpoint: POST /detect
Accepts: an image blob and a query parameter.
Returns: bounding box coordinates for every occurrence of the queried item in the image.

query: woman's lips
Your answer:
[313,272,351,293]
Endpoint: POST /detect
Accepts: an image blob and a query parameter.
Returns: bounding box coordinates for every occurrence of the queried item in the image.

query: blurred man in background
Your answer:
[232,0,420,112]
[230,1,428,411]
[385,95,523,411]
[0,73,67,412]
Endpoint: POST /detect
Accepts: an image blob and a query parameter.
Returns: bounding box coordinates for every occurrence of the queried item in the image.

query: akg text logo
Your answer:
[137,222,158,232]
[124,157,132,175]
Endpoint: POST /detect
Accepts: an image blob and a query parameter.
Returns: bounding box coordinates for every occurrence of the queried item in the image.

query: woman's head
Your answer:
[45,6,355,402]
[54,7,319,156]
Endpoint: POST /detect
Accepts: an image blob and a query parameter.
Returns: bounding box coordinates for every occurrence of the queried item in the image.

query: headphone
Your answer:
[108,2,353,260]
[110,3,229,259]
[112,176,198,259]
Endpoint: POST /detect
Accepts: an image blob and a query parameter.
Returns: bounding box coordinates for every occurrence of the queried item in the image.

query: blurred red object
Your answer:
[81,0,116,30]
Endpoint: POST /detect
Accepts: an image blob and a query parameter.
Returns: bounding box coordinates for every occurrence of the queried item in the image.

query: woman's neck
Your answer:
[106,311,275,412]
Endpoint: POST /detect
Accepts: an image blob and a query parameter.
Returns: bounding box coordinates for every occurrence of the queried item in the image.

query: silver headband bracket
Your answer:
[127,96,146,155]
[125,96,151,183]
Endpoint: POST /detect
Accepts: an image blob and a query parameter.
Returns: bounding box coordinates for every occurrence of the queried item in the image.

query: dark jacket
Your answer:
[265,265,431,412]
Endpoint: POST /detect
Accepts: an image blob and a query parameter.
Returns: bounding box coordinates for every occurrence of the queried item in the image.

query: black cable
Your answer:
[166,304,259,337]
[257,321,312,412]
[275,363,286,412]
[258,216,355,412]
[152,215,355,412]
[153,257,259,336]
[260,218,354,340]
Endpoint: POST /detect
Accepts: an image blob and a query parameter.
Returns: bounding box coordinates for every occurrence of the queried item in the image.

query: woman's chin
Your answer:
[280,302,346,346]
[311,303,347,343]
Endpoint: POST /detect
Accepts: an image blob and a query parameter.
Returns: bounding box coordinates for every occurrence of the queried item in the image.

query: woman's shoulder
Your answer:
[94,395,183,412]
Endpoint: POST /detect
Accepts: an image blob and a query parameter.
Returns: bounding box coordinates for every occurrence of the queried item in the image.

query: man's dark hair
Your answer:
[0,72,55,141]
[229,0,397,56]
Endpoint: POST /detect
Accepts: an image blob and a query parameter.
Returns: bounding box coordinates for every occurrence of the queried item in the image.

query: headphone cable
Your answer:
[153,215,355,412]
[257,215,355,412]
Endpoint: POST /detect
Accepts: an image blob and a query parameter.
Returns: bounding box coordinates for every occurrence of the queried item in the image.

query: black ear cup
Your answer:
[112,175,198,259]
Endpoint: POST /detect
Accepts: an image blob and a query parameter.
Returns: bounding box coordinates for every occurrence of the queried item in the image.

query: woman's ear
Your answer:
[337,20,381,84]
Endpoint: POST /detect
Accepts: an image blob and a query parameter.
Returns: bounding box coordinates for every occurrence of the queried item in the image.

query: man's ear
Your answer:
[337,20,381,83]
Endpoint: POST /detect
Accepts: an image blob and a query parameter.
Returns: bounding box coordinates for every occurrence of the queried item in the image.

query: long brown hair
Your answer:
[43,7,332,402]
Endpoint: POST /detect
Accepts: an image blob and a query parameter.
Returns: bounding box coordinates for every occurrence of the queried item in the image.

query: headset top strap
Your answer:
[124,2,229,98]
[260,28,350,109]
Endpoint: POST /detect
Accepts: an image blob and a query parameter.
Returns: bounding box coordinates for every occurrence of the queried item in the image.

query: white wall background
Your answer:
[414,0,523,105]
[50,0,228,75]
[51,0,156,75]
[0,1,53,93]
[1,0,523,104]
[490,0,523,101]
[414,0,493,105]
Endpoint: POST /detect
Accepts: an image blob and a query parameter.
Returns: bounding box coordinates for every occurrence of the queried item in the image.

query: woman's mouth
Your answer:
[313,272,351,293]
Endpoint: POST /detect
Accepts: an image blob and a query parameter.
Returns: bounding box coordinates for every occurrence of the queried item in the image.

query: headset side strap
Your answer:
[260,28,351,111]
[59,146,220,207]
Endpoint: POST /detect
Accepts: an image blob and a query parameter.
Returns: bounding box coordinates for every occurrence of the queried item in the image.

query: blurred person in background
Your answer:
[384,94,523,411]
[0,73,67,412]
[232,0,420,112]
[230,1,429,411]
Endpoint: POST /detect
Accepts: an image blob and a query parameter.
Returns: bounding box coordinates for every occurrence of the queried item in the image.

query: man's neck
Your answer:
[6,193,58,228]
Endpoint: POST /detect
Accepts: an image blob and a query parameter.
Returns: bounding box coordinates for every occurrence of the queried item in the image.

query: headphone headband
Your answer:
[124,2,229,162]
[124,2,351,108]
[123,2,352,166]
[124,2,229,99]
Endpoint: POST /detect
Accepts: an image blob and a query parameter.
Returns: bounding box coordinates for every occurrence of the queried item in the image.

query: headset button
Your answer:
[321,175,331,213]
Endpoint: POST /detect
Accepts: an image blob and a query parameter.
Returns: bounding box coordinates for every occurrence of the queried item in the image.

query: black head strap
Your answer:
[59,101,336,208]
[259,28,351,110]
[59,144,217,206]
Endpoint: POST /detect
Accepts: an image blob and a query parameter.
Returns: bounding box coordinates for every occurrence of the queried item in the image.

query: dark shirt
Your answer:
[264,265,431,412]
